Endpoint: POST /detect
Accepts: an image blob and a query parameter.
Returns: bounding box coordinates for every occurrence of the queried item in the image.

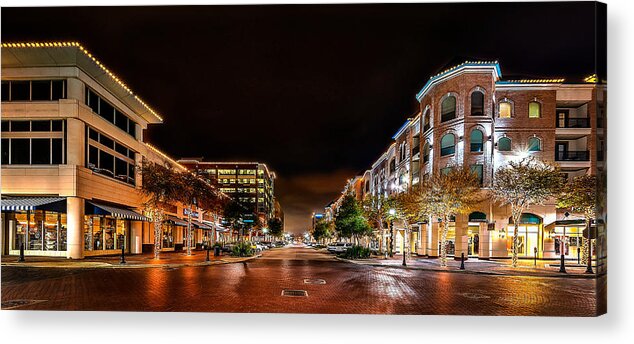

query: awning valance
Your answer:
[164,215,188,226]
[86,201,149,221]
[1,197,66,212]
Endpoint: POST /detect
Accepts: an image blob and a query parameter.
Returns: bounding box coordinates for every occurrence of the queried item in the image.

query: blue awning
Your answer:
[86,201,149,221]
[1,197,66,212]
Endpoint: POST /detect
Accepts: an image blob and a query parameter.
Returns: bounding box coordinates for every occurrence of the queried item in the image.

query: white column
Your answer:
[66,197,84,259]
[478,222,490,259]
[418,223,428,255]
[454,215,468,259]
[427,222,440,257]
[130,221,143,254]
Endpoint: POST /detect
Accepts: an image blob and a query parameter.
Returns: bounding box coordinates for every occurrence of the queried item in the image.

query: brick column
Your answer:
[478,222,490,259]
[454,215,468,259]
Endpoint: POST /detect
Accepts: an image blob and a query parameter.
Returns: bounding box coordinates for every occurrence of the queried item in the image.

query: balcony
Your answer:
[555,150,589,161]
[556,118,589,128]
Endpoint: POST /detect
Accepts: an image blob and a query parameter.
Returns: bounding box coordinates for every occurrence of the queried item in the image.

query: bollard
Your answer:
[460,252,465,270]
[534,247,537,267]
[559,253,566,273]
[577,247,581,265]
[18,242,25,262]
[119,244,126,264]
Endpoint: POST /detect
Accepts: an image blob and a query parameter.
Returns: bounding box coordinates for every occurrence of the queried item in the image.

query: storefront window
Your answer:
[93,217,103,250]
[163,223,174,248]
[10,210,66,252]
[116,219,127,249]
[84,216,94,251]
[13,213,28,250]
[103,218,116,250]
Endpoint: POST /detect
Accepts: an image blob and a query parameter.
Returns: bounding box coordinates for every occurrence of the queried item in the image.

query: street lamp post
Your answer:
[389,208,396,258]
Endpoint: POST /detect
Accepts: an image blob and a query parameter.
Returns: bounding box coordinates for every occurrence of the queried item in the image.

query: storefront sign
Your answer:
[183,209,199,218]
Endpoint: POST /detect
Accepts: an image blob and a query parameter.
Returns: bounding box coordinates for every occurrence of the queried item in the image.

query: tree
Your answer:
[557,174,599,273]
[402,166,483,267]
[139,160,182,259]
[362,195,399,255]
[492,157,563,267]
[311,219,333,244]
[267,217,284,239]
[223,200,246,241]
[334,194,372,245]
[177,172,224,255]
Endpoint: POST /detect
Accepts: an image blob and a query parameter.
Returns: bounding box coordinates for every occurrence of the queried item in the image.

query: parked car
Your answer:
[274,241,285,247]
[330,242,353,253]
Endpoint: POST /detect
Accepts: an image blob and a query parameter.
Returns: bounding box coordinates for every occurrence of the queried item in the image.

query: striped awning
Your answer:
[164,215,188,226]
[1,197,66,211]
[87,201,149,221]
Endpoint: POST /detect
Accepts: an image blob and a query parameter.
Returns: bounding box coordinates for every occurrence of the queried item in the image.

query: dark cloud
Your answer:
[275,169,356,233]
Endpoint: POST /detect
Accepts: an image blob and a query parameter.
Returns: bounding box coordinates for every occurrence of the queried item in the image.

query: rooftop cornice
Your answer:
[416,61,502,102]
[2,41,163,123]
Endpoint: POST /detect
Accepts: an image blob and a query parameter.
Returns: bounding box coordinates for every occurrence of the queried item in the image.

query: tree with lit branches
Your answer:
[362,195,399,255]
[401,166,482,267]
[140,160,182,260]
[557,174,599,273]
[492,157,563,267]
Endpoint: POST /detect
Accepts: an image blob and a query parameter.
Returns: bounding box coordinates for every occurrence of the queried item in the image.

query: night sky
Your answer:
[2,2,606,233]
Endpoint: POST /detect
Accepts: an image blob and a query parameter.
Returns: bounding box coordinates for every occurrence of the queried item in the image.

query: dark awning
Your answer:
[86,201,149,221]
[1,197,66,212]
[194,222,213,230]
[164,215,188,226]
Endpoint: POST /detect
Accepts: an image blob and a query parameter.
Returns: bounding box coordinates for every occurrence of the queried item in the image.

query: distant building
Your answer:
[177,159,276,224]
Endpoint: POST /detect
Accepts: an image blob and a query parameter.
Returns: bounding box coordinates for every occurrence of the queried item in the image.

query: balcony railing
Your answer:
[556,118,590,128]
[555,150,590,161]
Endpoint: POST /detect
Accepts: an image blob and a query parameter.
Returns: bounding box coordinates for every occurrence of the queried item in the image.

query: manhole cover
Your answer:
[304,278,326,285]
[1,299,47,309]
[281,289,308,297]
[459,293,491,300]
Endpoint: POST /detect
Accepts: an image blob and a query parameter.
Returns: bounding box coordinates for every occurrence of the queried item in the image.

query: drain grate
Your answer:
[281,289,308,297]
[1,299,47,310]
[304,278,326,285]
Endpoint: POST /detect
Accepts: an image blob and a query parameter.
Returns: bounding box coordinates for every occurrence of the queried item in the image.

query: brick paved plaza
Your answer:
[1,246,605,315]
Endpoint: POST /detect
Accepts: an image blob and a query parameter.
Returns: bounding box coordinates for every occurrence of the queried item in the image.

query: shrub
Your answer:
[340,245,371,259]
[231,241,254,257]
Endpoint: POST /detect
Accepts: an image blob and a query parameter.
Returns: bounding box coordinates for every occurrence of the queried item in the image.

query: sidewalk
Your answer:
[1,250,260,269]
[335,255,604,279]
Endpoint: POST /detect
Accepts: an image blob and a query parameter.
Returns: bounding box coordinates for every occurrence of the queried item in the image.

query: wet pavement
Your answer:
[1,246,605,315]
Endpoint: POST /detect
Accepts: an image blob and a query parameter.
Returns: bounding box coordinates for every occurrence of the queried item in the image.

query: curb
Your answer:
[334,257,601,279]
[0,254,261,270]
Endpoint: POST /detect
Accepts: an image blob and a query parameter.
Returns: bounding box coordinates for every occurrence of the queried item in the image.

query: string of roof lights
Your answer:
[1,41,163,122]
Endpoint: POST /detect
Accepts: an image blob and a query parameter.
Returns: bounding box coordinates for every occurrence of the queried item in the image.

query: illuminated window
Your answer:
[529,102,541,118]
[441,96,456,122]
[528,137,541,151]
[498,137,512,151]
[423,109,431,132]
[499,102,512,118]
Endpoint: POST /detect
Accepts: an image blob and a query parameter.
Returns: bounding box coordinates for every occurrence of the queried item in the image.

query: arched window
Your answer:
[441,96,456,122]
[423,109,431,132]
[470,129,484,152]
[529,102,541,118]
[469,211,487,222]
[389,158,396,174]
[440,133,455,156]
[499,101,512,118]
[498,137,511,151]
[471,91,485,116]
[528,137,541,151]
[423,141,430,163]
